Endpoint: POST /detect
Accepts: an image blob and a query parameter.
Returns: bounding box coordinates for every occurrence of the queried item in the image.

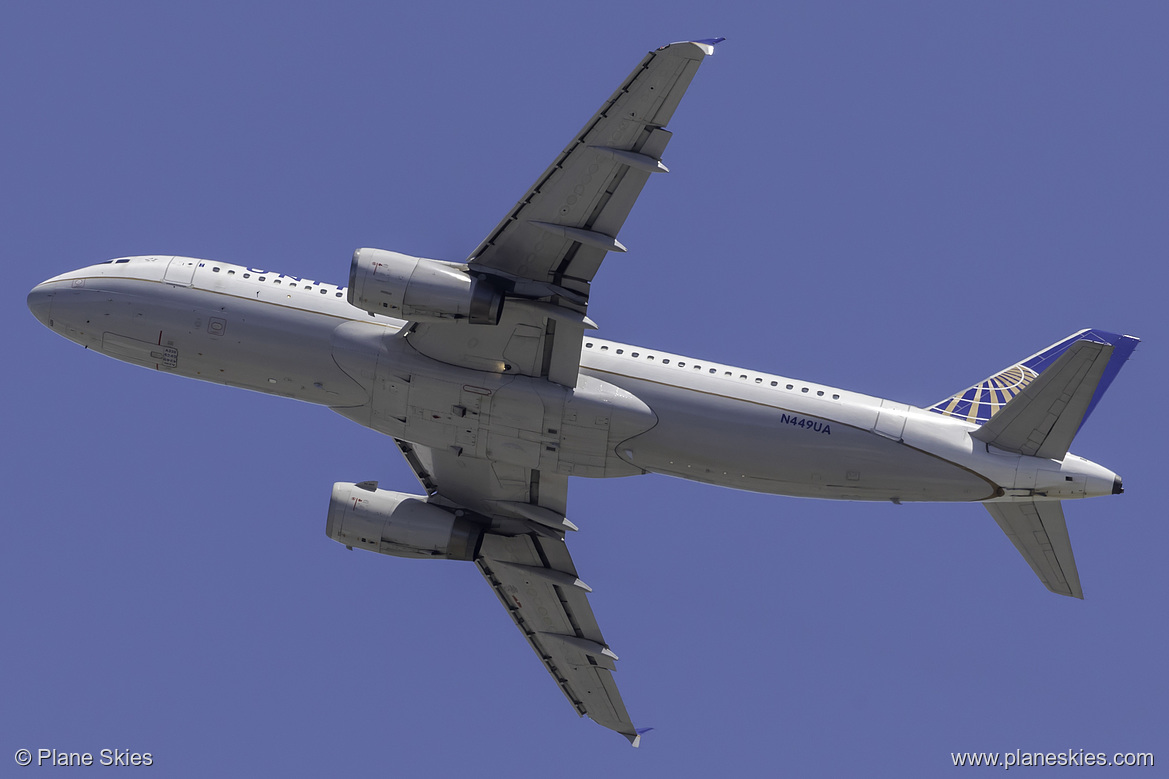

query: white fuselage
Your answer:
[27,256,1119,504]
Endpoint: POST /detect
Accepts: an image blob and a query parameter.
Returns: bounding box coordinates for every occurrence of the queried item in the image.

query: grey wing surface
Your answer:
[383,40,721,744]
[395,440,643,744]
[465,39,718,300]
[405,40,719,388]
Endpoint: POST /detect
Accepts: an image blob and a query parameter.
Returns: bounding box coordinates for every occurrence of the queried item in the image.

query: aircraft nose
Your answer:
[27,283,54,328]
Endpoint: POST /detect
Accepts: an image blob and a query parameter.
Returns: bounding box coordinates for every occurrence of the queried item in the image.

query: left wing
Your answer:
[396,440,644,744]
[405,39,721,388]
[478,535,641,744]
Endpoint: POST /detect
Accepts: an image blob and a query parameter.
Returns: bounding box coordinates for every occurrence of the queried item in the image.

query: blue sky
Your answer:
[3,2,1166,776]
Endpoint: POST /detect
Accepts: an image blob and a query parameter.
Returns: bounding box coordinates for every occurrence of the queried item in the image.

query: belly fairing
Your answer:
[330,322,655,478]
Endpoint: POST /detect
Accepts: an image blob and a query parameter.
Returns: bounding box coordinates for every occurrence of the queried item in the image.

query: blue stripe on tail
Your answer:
[1082,332,1139,427]
[929,329,1139,427]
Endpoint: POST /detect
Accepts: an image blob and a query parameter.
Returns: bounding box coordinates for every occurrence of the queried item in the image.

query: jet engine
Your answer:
[325,481,484,560]
[347,247,502,324]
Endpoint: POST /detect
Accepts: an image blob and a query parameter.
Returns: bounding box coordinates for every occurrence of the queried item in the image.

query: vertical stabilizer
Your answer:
[971,340,1110,460]
[929,329,1138,432]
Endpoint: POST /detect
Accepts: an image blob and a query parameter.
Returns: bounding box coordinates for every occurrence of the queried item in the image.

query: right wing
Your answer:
[465,38,723,302]
[405,39,721,389]
[395,440,643,744]
[985,500,1083,598]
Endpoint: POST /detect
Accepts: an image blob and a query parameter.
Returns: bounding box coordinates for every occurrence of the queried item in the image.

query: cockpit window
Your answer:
[115,259,130,264]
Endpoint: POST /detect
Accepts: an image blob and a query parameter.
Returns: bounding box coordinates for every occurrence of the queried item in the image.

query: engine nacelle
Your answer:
[325,482,483,560]
[348,247,502,324]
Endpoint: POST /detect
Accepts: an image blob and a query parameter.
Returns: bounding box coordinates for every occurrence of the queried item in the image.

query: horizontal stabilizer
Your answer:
[985,500,1082,598]
[972,340,1111,460]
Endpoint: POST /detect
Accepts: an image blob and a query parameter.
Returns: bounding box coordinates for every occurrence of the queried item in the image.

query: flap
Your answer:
[393,439,640,742]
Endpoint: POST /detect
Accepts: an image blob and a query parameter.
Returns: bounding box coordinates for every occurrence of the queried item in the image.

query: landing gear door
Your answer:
[164,257,198,286]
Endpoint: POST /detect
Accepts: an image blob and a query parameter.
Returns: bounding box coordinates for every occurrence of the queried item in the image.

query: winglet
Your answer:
[658,37,725,56]
[659,38,720,56]
[628,727,655,748]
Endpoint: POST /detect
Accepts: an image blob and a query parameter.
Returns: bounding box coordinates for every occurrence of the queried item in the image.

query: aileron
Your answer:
[405,40,718,392]
[477,533,638,741]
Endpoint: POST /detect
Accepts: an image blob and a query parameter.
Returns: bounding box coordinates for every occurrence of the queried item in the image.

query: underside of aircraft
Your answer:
[27,39,1137,744]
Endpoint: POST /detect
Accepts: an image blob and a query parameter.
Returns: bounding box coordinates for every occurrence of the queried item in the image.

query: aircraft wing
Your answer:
[394,439,643,745]
[380,40,722,744]
[405,39,720,388]
[985,500,1083,598]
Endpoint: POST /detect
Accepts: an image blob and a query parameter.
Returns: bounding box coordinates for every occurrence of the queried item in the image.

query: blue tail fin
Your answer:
[928,329,1139,427]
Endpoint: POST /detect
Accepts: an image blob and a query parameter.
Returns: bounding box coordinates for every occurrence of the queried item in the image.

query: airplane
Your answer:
[26,39,1138,745]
